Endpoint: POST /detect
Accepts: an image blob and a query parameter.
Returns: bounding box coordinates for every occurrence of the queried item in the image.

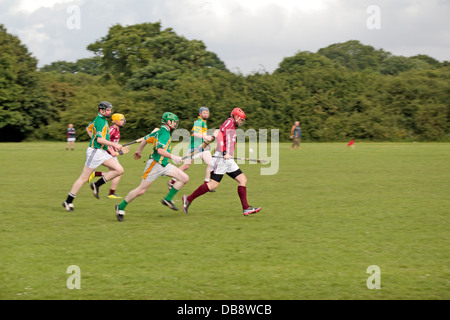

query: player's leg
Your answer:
[124,179,152,204]
[106,158,122,198]
[168,160,191,189]
[101,157,124,181]
[63,166,95,211]
[182,172,220,214]
[90,156,124,198]
[162,165,189,211]
[207,176,220,190]
[182,152,223,214]
[201,150,212,183]
[115,179,152,221]
[89,171,103,183]
[230,170,261,216]
[107,175,122,198]
[201,151,215,192]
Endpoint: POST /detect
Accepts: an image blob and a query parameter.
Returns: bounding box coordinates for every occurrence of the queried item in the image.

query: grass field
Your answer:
[0,141,449,300]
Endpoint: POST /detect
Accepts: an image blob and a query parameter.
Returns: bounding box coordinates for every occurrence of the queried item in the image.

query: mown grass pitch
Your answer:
[1,142,449,299]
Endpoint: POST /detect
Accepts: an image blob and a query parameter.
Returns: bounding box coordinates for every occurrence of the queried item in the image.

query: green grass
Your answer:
[1,142,449,299]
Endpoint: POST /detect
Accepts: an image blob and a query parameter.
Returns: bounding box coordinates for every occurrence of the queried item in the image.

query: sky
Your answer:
[1,0,449,74]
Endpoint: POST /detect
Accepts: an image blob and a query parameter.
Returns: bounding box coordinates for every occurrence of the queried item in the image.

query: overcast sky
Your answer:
[1,0,449,74]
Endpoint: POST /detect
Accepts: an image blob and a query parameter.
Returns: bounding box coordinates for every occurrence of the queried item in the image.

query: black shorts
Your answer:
[210,169,243,183]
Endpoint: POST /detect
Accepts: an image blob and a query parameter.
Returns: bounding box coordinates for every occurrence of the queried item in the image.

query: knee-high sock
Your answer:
[187,183,210,203]
[237,186,249,209]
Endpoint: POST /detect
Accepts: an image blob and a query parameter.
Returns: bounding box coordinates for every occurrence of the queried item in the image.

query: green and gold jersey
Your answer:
[190,117,208,149]
[88,113,110,151]
[144,125,172,167]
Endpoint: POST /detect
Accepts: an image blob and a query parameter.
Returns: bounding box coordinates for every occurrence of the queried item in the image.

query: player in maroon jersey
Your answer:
[88,113,126,198]
[182,108,261,216]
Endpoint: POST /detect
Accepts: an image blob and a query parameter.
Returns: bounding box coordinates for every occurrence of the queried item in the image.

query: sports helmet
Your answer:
[111,113,126,126]
[161,112,179,129]
[231,107,246,120]
[199,106,209,113]
[98,101,113,110]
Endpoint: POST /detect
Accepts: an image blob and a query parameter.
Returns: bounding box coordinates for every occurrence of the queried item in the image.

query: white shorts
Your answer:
[211,151,240,175]
[142,159,176,182]
[85,147,114,169]
[67,138,76,142]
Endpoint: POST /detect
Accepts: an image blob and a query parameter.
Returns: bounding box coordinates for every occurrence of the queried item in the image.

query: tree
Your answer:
[0,24,52,141]
[87,22,226,85]
[318,40,389,72]
[40,57,104,75]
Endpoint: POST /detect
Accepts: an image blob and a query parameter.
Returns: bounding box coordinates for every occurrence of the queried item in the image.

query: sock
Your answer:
[118,200,128,210]
[95,176,107,188]
[66,193,75,203]
[165,187,179,202]
[237,186,249,209]
[95,171,103,177]
[109,189,115,195]
[187,183,210,203]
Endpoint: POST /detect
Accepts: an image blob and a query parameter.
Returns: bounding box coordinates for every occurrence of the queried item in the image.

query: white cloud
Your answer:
[1,0,448,73]
[10,0,78,13]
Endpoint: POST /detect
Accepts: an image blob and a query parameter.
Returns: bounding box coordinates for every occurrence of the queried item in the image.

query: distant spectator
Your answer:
[290,121,301,150]
[66,123,76,151]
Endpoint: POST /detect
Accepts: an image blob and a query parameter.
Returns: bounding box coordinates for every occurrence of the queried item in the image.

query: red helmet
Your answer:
[231,107,246,120]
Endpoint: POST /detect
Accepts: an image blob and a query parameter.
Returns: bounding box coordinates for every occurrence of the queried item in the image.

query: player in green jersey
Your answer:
[63,101,124,211]
[168,106,214,190]
[114,112,189,221]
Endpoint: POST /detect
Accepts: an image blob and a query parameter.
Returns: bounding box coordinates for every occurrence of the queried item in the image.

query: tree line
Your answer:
[1,22,449,142]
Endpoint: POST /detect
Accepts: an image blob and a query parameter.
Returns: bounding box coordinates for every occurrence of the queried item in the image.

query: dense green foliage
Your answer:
[1,23,449,142]
[0,25,52,141]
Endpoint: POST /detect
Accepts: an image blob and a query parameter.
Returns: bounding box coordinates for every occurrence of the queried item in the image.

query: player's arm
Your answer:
[157,148,182,164]
[222,128,235,159]
[96,136,122,151]
[192,123,213,141]
[107,146,119,157]
[86,121,94,138]
[193,132,213,141]
[133,139,148,160]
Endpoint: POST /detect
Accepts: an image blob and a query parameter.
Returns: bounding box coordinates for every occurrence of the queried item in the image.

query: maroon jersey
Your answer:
[216,117,236,156]
[108,125,121,154]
